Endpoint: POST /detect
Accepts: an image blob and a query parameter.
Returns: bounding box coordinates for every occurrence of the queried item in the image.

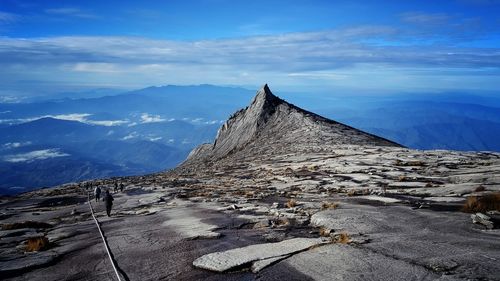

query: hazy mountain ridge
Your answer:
[1,84,499,194]
[0,85,255,194]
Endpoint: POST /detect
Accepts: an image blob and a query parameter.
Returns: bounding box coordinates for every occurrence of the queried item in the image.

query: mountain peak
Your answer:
[249,84,282,112]
[255,84,273,100]
[186,85,401,162]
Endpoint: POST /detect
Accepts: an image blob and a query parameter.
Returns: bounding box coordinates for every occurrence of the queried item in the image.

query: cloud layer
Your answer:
[3,149,70,163]
[0,113,128,126]
[0,16,499,94]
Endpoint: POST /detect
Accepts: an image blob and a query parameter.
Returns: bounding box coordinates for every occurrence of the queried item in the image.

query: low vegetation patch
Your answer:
[462,192,500,213]
[319,227,332,237]
[309,165,320,171]
[321,201,339,210]
[2,221,52,230]
[333,232,351,244]
[286,199,297,208]
[270,217,290,227]
[347,190,357,196]
[25,236,50,252]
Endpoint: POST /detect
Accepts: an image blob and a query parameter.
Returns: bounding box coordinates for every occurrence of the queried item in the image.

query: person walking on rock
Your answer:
[119,182,124,192]
[104,190,114,217]
[94,186,101,202]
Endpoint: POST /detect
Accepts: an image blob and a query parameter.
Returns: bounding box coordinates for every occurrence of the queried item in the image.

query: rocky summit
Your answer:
[1,85,500,281]
[186,84,399,163]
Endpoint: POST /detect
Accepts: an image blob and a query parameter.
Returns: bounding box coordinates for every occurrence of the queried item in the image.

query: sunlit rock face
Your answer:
[186,84,400,162]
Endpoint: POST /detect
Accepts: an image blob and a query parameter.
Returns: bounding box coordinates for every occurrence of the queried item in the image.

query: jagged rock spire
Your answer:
[252,84,274,102]
[186,84,402,162]
[249,84,281,112]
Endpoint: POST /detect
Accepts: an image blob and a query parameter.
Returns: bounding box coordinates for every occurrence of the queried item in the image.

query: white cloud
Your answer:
[122,132,138,140]
[188,118,222,125]
[3,149,70,163]
[3,141,32,149]
[73,62,122,73]
[90,120,129,126]
[204,120,223,125]
[0,23,499,93]
[288,72,348,80]
[0,96,24,103]
[140,113,166,123]
[45,113,129,126]
[149,136,162,141]
[6,186,27,191]
[5,113,130,127]
[51,113,91,122]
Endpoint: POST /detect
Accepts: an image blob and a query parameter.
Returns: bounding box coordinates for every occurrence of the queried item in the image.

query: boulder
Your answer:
[471,213,494,229]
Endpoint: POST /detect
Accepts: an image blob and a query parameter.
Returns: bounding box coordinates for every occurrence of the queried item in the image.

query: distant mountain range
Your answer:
[0,85,254,194]
[1,84,499,194]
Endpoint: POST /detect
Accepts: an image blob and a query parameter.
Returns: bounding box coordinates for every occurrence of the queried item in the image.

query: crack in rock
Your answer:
[251,254,291,273]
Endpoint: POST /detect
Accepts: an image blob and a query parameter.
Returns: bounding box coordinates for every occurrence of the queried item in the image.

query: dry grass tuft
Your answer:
[309,165,320,171]
[319,227,332,237]
[462,192,500,213]
[25,236,50,252]
[2,221,52,230]
[347,190,355,196]
[333,232,351,244]
[321,201,339,210]
[244,191,255,198]
[270,218,290,227]
[286,199,297,208]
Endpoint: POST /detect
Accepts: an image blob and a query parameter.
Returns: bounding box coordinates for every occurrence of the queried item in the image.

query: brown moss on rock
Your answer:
[25,236,50,252]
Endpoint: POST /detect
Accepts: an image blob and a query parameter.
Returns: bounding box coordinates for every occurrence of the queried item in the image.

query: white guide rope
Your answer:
[88,195,123,281]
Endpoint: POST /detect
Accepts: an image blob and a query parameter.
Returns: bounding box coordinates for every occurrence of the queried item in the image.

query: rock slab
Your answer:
[192,237,327,272]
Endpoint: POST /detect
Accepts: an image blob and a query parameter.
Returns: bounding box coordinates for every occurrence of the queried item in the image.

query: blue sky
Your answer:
[0,0,499,97]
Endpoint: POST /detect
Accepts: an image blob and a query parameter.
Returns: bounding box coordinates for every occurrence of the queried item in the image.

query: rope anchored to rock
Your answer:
[88,193,125,281]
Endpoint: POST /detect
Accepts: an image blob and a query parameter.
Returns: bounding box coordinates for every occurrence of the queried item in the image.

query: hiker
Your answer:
[119,182,124,192]
[104,190,114,217]
[114,181,118,193]
[94,186,101,202]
